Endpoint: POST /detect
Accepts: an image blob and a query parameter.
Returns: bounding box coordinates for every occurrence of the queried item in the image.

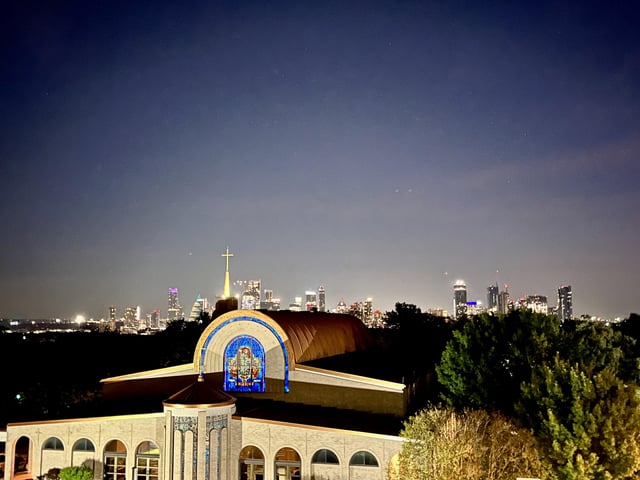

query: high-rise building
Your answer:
[453,280,467,320]
[150,309,160,329]
[124,306,137,327]
[522,295,548,314]
[363,298,374,325]
[305,290,318,311]
[498,285,510,315]
[558,285,573,322]
[336,298,347,314]
[168,287,183,322]
[189,295,206,322]
[487,284,499,312]
[289,296,302,312]
[318,285,326,312]
[108,305,116,322]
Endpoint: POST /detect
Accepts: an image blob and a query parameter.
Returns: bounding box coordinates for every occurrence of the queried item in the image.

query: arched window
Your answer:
[239,445,264,480]
[136,441,160,480]
[72,438,95,452]
[274,447,301,480]
[104,440,127,480]
[311,449,339,464]
[224,335,266,392]
[43,437,64,450]
[349,451,379,467]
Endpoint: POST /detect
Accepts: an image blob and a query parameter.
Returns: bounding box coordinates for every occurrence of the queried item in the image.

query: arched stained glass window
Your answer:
[224,335,266,392]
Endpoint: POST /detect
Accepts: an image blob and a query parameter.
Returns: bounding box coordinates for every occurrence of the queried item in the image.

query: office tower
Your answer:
[168,287,183,322]
[221,246,233,298]
[271,297,281,311]
[363,298,373,325]
[189,295,206,322]
[318,285,326,312]
[523,295,548,314]
[124,306,137,327]
[453,280,467,320]
[150,309,160,329]
[498,286,510,315]
[290,296,302,312]
[261,289,274,310]
[305,290,318,311]
[108,305,116,322]
[558,285,573,322]
[336,298,347,314]
[487,284,499,312]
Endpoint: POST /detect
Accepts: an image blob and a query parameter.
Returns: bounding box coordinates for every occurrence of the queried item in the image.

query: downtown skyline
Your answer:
[1,1,639,321]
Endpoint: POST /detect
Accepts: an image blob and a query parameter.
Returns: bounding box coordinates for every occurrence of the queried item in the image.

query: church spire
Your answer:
[221,246,233,298]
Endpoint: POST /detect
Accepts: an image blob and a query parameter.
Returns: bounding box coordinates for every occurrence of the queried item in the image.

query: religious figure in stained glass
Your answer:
[224,335,265,392]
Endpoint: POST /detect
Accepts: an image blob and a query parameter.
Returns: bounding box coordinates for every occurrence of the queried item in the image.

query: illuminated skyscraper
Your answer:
[241,280,261,310]
[124,306,137,327]
[168,287,183,321]
[453,280,467,320]
[522,294,548,314]
[498,285,510,315]
[336,298,347,314]
[305,290,317,311]
[318,285,326,312]
[108,305,116,322]
[486,284,499,312]
[150,309,160,329]
[188,295,206,322]
[558,285,573,322]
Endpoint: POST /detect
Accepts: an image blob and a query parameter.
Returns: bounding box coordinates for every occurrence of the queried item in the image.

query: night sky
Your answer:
[1,0,639,320]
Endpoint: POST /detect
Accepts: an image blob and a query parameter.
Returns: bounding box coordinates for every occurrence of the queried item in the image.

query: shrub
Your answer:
[59,465,94,480]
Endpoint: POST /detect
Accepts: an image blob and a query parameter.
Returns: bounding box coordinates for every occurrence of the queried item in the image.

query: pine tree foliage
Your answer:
[519,356,640,480]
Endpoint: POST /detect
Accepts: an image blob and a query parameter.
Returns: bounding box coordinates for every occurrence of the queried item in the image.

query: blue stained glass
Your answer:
[199,315,290,392]
[224,335,266,392]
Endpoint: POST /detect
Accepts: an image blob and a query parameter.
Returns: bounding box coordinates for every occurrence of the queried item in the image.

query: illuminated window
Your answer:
[104,440,127,480]
[239,445,264,480]
[136,441,159,480]
[275,447,301,480]
[43,437,64,450]
[349,451,378,467]
[224,335,266,392]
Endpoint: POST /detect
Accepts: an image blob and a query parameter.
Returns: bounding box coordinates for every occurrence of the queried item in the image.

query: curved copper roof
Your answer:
[163,376,236,408]
[263,311,373,364]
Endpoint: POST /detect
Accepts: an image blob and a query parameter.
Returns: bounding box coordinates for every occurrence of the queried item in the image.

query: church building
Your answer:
[3,308,408,480]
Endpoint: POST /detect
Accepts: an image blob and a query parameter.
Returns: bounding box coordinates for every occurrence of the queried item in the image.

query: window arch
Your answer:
[274,447,301,480]
[72,438,95,452]
[239,445,264,480]
[224,335,266,392]
[43,437,64,450]
[349,450,379,467]
[311,449,339,464]
[136,441,159,480]
[104,440,127,480]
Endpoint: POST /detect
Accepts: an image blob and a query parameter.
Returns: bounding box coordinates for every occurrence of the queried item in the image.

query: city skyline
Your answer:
[1,1,639,320]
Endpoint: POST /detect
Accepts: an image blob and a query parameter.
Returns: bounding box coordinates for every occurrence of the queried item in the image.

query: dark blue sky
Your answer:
[1,0,639,320]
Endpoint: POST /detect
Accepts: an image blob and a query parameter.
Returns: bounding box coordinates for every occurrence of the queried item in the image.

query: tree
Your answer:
[397,405,546,480]
[59,466,93,480]
[518,357,640,480]
[436,310,561,413]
